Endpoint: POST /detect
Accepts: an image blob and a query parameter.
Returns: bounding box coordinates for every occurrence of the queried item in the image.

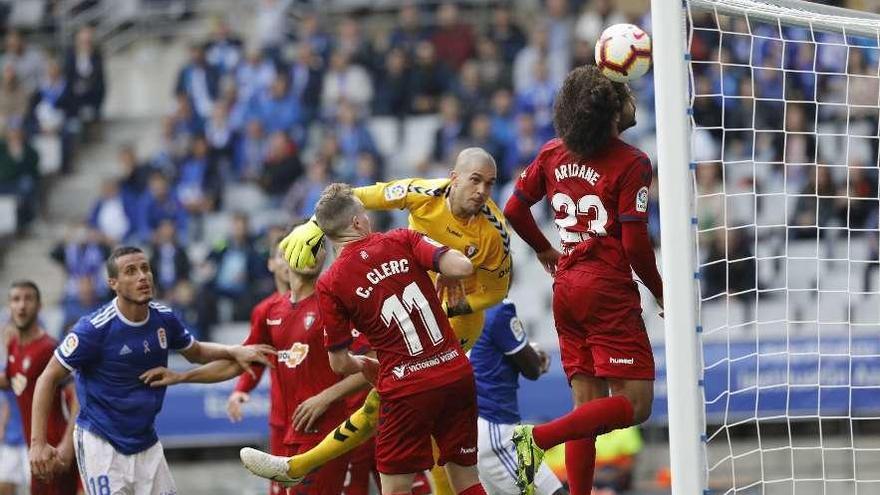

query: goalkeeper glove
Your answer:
[279,219,325,270]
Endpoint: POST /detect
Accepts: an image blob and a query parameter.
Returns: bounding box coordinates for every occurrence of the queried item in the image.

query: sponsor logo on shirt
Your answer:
[119,345,132,356]
[392,365,407,379]
[10,373,26,396]
[266,318,282,325]
[303,312,316,330]
[609,357,635,365]
[157,328,168,349]
[60,334,79,357]
[22,357,30,372]
[383,183,407,201]
[391,349,461,380]
[446,226,463,238]
[635,186,649,213]
[279,343,309,368]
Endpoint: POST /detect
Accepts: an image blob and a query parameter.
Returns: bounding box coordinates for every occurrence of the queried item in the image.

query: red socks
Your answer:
[565,438,597,495]
[532,395,635,450]
[458,484,487,495]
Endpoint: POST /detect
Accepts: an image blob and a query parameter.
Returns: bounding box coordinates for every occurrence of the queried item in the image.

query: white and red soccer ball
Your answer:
[594,23,652,83]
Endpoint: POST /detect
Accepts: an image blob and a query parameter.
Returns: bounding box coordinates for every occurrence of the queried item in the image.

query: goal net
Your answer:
[680,0,880,493]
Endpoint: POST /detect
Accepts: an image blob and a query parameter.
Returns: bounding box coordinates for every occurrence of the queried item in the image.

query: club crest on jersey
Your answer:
[303,312,316,330]
[636,186,649,213]
[360,250,369,260]
[465,244,479,258]
[157,328,168,349]
[384,183,407,201]
[60,333,79,357]
[279,343,309,368]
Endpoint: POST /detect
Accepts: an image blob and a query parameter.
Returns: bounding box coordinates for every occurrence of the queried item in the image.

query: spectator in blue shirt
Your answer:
[136,172,189,243]
[175,44,221,121]
[247,73,302,137]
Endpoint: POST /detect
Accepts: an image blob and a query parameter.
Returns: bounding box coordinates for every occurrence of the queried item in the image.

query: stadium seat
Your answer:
[0,195,16,236]
[367,116,400,158]
[9,0,44,28]
[33,134,62,176]
[400,115,441,170]
[223,183,268,214]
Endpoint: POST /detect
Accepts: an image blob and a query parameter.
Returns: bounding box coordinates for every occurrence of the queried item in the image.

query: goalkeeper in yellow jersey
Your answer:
[272,147,512,490]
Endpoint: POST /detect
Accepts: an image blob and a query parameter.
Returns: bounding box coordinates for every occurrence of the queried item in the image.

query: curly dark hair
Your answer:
[553,66,631,159]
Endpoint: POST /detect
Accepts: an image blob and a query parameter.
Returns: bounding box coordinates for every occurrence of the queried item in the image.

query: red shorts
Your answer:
[554,269,655,382]
[287,439,352,495]
[375,374,478,475]
[269,424,294,495]
[31,466,79,495]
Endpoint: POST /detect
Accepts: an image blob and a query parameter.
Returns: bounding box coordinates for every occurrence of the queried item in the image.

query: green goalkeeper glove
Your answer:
[279,219,325,270]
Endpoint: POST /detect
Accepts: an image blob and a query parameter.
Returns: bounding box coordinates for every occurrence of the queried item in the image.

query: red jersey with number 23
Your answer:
[514,137,653,275]
[319,229,471,400]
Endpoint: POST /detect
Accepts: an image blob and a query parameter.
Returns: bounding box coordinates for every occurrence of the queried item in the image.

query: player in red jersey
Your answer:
[503,66,664,495]
[225,226,293,495]
[141,245,372,495]
[0,281,79,494]
[240,183,488,495]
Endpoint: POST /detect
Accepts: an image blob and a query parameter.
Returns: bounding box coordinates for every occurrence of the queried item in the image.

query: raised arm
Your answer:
[178,341,274,378]
[140,359,247,388]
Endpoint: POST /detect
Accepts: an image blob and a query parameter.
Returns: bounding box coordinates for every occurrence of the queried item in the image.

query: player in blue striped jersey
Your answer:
[28,246,273,494]
[470,300,567,495]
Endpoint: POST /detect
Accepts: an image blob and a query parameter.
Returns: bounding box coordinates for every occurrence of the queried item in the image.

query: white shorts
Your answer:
[477,417,563,495]
[74,425,177,495]
[0,442,29,485]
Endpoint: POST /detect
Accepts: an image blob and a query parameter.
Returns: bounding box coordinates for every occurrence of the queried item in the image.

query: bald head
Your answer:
[454,147,497,174]
[449,147,498,218]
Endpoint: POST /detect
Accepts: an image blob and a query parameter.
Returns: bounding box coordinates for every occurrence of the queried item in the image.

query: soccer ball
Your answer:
[594,23,652,83]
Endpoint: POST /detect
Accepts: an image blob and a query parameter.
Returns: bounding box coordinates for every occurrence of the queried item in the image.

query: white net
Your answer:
[685,0,880,493]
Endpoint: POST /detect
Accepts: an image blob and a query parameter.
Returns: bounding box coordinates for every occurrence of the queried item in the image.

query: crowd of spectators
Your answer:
[689,10,880,302]
[0,25,105,232]
[9,0,878,338]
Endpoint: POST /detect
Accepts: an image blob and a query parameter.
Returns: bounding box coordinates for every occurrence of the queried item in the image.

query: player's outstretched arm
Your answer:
[140,359,246,387]
[29,357,70,480]
[436,249,474,279]
[179,342,275,378]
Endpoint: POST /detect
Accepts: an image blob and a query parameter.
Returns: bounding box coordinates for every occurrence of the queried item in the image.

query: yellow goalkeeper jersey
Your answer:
[354,177,512,349]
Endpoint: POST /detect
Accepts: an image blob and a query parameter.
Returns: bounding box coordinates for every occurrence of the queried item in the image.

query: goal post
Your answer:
[654,0,880,493]
[651,0,706,494]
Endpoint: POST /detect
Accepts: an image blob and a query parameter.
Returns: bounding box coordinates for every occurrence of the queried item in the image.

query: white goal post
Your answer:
[653,0,880,493]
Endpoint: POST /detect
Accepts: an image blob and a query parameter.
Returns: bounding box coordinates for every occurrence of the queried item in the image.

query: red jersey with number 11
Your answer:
[319,229,471,400]
[514,137,653,275]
